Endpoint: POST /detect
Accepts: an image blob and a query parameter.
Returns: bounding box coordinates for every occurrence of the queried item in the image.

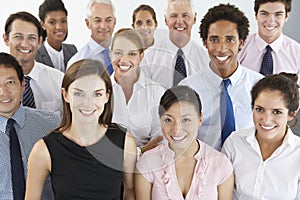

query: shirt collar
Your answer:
[255,33,283,54]
[166,37,192,59]
[27,61,40,82]
[0,105,25,133]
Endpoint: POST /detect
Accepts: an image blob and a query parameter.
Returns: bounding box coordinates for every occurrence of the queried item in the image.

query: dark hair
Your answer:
[254,0,292,16]
[54,59,113,132]
[200,3,249,43]
[132,4,157,27]
[4,11,43,39]
[111,28,145,54]
[251,73,299,125]
[0,52,24,84]
[38,0,68,40]
[159,85,202,117]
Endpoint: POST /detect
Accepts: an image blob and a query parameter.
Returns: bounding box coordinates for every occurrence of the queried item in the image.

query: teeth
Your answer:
[0,99,11,103]
[265,26,275,30]
[119,66,130,70]
[81,110,94,115]
[216,56,228,61]
[176,27,185,31]
[261,125,275,130]
[19,49,31,53]
[171,135,186,141]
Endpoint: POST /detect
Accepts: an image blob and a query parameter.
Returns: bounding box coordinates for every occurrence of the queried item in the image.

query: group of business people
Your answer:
[1,0,300,199]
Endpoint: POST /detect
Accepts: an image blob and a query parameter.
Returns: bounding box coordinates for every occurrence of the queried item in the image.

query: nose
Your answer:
[171,121,182,135]
[99,21,106,29]
[261,112,273,124]
[176,15,184,25]
[266,14,275,24]
[218,39,228,51]
[83,96,94,107]
[19,38,29,47]
[0,85,8,96]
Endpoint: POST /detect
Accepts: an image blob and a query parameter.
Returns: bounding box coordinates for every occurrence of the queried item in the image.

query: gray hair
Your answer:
[166,0,195,16]
[86,0,116,18]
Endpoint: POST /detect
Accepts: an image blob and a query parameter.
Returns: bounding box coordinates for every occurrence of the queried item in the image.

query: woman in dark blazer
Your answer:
[36,0,77,72]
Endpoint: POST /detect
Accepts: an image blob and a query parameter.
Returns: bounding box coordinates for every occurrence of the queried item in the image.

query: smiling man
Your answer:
[239,0,300,83]
[67,0,116,74]
[140,0,209,89]
[0,52,59,200]
[3,11,64,117]
[179,4,264,150]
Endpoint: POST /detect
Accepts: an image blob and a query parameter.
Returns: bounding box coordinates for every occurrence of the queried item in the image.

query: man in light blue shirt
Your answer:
[0,52,60,199]
[67,0,116,74]
[180,4,264,150]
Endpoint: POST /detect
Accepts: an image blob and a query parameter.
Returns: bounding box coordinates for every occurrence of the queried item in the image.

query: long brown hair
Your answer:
[53,59,114,133]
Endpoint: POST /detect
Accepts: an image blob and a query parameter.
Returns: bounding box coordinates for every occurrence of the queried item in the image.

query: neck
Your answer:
[47,38,63,51]
[173,140,199,159]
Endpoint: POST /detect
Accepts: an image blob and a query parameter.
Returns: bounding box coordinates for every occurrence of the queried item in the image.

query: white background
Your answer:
[0,0,298,52]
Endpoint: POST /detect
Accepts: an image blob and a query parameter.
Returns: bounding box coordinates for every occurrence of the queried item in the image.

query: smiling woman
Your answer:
[135,85,234,200]
[25,59,137,199]
[222,73,300,199]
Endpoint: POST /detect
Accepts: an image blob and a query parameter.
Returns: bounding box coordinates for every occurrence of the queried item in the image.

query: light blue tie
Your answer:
[221,79,235,145]
[260,45,273,75]
[102,48,113,75]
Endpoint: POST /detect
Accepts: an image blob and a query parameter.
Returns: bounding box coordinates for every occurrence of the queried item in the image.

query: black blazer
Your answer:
[35,42,77,71]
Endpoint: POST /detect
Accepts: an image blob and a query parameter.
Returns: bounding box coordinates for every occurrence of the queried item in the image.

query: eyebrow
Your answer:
[73,88,105,92]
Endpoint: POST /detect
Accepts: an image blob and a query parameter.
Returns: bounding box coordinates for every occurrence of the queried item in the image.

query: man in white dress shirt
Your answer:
[67,0,116,75]
[180,4,264,150]
[3,11,63,117]
[140,0,209,89]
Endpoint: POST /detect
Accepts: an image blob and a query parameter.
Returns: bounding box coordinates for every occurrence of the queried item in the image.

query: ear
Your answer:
[85,18,90,29]
[203,39,208,48]
[288,110,298,121]
[239,39,244,50]
[164,15,168,26]
[285,11,290,22]
[193,12,197,25]
[114,17,116,26]
[140,52,144,61]
[105,90,110,104]
[61,88,70,103]
[40,21,45,30]
[21,80,25,93]
[3,33,9,46]
[198,112,203,127]
[38,36,43,48]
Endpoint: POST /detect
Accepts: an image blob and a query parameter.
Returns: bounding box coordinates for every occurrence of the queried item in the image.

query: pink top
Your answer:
[136,140,233,200]
[239,33,300,85]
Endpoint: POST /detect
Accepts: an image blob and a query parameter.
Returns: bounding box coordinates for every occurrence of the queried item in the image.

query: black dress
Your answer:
[43,124,126,200]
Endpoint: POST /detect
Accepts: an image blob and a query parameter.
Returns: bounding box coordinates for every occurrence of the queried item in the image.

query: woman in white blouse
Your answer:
[222,73,300,199]
[110,28,165,155]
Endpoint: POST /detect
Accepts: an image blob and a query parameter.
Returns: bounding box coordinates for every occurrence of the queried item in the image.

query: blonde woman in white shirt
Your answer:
[111,28,165,155]
[222,73,300,200]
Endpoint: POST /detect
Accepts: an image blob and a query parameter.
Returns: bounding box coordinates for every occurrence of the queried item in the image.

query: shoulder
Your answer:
[36,62,64,76]
[239,65,264,80]
[63,43,78,52]
[24,107,60,126]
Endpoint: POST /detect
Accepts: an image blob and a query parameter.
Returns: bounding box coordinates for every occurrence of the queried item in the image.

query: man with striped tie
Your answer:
[3,11,64,117]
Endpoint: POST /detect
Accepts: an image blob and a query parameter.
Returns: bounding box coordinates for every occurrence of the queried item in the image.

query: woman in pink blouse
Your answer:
[135,85,234,200]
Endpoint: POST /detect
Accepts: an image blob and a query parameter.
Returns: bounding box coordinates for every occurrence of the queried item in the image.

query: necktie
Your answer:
[102,48,113,75]
[260,45,273,75]
[173,49,187,86]
[7,119,25,200]
[221,79,235,145]
[22,76,36,108]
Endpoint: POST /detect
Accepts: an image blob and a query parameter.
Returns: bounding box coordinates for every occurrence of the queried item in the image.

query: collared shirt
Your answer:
[136,139,233,200]
[180,65,263,150]
[44,40,65,72]
[222,127,300,200]
[112,72,165,147]
[239,33,300,85]
[67,37,108,69]
[140,37,210,89]
[28,61,64,117]
[0,106,60,200]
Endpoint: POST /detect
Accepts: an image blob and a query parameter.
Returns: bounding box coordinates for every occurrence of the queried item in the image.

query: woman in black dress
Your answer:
[25,59,137,200]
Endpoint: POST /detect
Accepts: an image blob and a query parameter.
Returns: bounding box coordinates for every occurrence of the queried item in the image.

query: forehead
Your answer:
[70,74,106,91]
[0,65,18,79]
[255,90,287,108]
[44,10,67,19]
[167,1,193,14]
[208,20,238,36]
[113,36,139,51]
[258,2,286,12]
[136,10,154,20]
[9,19,38,35]
[165,101,198,115]
[90,3,114,18]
